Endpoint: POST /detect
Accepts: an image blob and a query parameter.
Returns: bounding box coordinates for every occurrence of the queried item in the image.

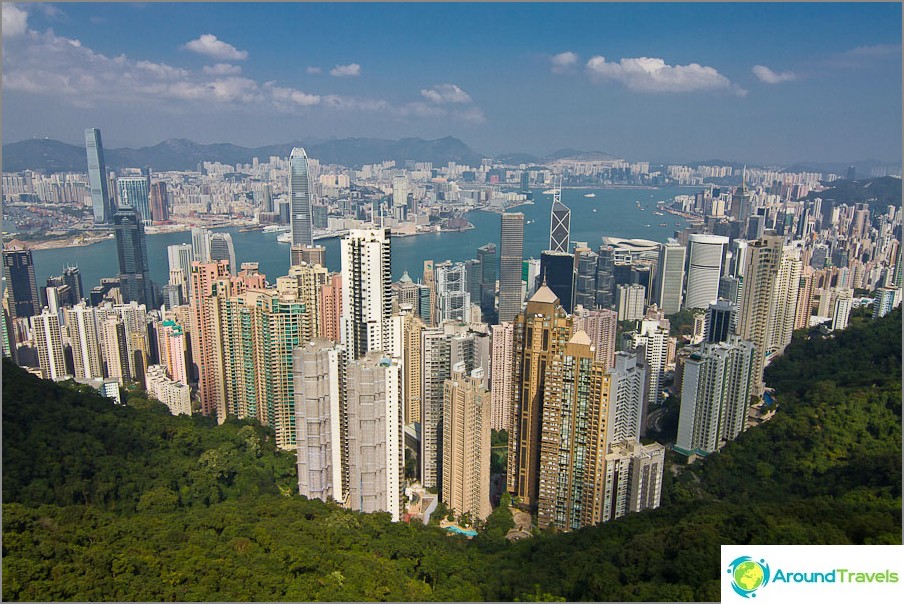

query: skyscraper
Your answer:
[64,302,103,380]
[630,318,669,424]
[573,306,618,369]
[537,329,610,530]
[434,261,470,324]
[616,284,646,321]
[476,243,497,321]
[507,284,572,506]
[654,241,686,314]
[318,273,343,342]
[677,336,755,454]
[117,175,152,224]
[549,198,571,253]
[167,243,194,299]
[607,351,647,443]
[190,260,232,419]
[294,339,346,504]
[340,228,392,359]
[737,235,783,397]
[191,228,211,263]
[442,364,492,521]
[345,352,404,521]
[209,233,237,276]
[539,250,575,313]
[3,249,40,320]
[113,208,155,307]
[498,213,524,323]
[704,299,736,344]
[85,128,113,224]
[490,322,514,431]
[289,148,314,247]
[768,246,802,356]
[601,440,664,522]
[684,234,729,310]
[31,308,67,380]
[573,246,599,310]
[150,181,169,222]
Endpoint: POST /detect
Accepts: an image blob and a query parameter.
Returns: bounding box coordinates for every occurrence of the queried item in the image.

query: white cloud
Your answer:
[306,66,322,74]
[184,34,248,61]
[203,63,242,76]
[420,83,472,104]
[3,25,484,125]
[330,63,361,77]
[551,51,578,73]
[585,55,746,95]
[2,3,29,36]
[752,65,796,84]
[843,43,901,57]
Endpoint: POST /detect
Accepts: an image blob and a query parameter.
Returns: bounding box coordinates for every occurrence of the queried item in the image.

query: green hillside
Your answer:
[2,308,901,601]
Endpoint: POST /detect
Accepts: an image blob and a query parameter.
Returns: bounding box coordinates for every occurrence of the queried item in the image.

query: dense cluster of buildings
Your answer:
[3,127,901,534]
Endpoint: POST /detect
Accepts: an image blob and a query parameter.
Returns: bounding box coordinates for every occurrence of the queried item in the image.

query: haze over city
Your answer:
[2,2,901,165]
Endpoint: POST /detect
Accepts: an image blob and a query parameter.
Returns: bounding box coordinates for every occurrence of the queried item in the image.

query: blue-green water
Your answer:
[31,186,697,291]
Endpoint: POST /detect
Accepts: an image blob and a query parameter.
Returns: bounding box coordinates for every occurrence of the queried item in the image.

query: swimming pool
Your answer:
[445,525,478,537]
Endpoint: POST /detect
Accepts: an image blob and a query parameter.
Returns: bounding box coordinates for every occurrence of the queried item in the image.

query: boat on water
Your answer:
[263,225,287,233]
[659,223,668,227]
[653,211,664,216]
[584,193,596,198]
[592,208,598,213]
[645,224,651,227]
[542,189,560,195]
[277,232,291,243]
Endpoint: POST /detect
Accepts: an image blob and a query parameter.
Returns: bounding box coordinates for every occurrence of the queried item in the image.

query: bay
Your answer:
[32,186,698,292]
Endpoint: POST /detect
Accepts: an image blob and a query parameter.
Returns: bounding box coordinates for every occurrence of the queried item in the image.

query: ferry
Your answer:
[659,223,668,227]
[263,225,287,233]
[277,232,292,243]
[584,193,596,198]
[653,211,664,216]
[592,208,598,213]
[542,189,560,195]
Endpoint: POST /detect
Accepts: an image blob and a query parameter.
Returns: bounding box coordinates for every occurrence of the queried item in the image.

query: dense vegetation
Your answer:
[804,176,902,210]
[2,308,900,601]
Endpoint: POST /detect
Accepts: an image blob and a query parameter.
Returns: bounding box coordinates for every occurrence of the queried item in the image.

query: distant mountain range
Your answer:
[1,136,489,173]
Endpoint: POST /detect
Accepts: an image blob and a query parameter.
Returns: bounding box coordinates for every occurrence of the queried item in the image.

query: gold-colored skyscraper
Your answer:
[507,285,573,506]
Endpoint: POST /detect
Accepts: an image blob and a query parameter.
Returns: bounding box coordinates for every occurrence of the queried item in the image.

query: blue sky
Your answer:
[2,2,901,164]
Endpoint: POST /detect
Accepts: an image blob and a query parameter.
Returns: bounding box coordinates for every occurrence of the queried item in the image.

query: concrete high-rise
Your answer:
[189,261,232,420]
[736,235,783,397]
[794,267,815,329]
[167,243,194,299]
[442,364,492,521]
[318,273,343,342]
[684,234,728,310]
[768,246,802,356]
[191,228,211,263]
[549,199,571,253]
[607,351,647,444]
[677,336,755,454]
[490,322,514,431]
[341,228,392,359]
[573,306,618,369]
[289,148,314,247]
[434,261,470,324]
[294,339,346,504]
[345,352,404,521]
[601,440,664,522]
[873,287,897,319]
[402,310,425,425]
[85,128,113,224]
[616,284,645,321]
[64,302,103,380]
[3,249,40,320]
[630,318,669,414]
[654,241,686,314]
[573,246,599,310]
[113,208,155,307]
[498,213,524,323]
[31,308,68,380]
[507,285,572,507]
[150,182,168,222]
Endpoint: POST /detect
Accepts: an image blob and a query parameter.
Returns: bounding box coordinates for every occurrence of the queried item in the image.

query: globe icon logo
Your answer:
[727,556,771,598]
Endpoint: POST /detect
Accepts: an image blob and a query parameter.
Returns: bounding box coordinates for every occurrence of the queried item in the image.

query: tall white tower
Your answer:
[340,228,392,360]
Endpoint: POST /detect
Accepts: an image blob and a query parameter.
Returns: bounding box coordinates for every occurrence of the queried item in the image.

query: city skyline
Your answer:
[2,2,901,165]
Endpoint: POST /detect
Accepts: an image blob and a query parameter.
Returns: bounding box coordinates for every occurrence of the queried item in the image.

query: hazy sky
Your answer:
[2,2,901,165]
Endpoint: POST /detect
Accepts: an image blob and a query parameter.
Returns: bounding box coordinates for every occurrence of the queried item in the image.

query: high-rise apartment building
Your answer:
[616,283,646,321]
[3,249,40,320]
[704,299,736,344]
[157,318,189,385]
[498,213,525,323]
[422,260,436,326]
[736,235,783,397]
[113,208,154,307]
[318,273,343,342]
[873,287,897,319]
[345,352,404,521]
[607,351,647,443]
[341,229,392,359]
[677,336,755,454]
[442,364,492,521]
[537,330,610,530]
[573,306,617,369]
[507,285,573,506]
[768,246,802,356]
[64,302,103,380]
[190,261,232,419]
[794,267,815,329]
[402,310,425,425]
[654,241,686,314]
[85,128,113,224]
[490,322,514,431]
[601,440,665,522]
[294,339,346,504]
[289,148,314,247]
[191,228,211,263]
[831,288,854,331]
[168,243,194,299]
[684,234,728,310]
[630,318,669,416]
[32,308,67,380]
[145,365,192,415]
